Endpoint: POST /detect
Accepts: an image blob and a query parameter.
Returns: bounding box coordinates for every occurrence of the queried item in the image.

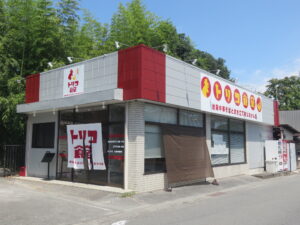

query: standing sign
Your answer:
[67,123,106,170]
[63,65,84,97]
[200,75,263,122]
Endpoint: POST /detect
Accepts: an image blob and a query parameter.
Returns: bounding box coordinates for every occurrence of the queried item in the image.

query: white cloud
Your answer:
[233,58,300,93]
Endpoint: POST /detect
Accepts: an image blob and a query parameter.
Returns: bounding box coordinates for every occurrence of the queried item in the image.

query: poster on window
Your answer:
[63,65,84,97]
[200,75,263,122]
[211,134,229,155]
[67,123,106,170]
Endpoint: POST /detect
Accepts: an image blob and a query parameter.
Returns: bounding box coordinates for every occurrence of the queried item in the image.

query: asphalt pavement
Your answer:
[0,173,299,225]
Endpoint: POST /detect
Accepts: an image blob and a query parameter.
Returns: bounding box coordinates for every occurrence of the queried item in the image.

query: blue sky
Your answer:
[80,0,300,92]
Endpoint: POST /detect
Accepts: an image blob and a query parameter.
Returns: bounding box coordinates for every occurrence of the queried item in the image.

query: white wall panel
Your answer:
[26,112,58,178]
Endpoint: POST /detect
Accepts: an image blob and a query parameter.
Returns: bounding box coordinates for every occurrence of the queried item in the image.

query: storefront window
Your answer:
[211,131,229,164]
[109,104,125,122]
[179,109,203,127]
[211,116,228,130]
[145,104,177,124]
[211,116,245,166]
[32,122,55,148]
[57,104,125,187]
[144,104,205,173]
[144,125,166,173]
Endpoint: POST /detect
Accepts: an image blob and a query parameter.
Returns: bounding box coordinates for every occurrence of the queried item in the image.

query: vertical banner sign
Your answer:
[63,65,84,97]
[67,123,106,170]
[282,140,289,171]
[200,75,263,122]
[278,140,283,171]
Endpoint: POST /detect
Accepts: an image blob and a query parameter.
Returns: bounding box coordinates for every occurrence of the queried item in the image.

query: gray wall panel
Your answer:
[262,96,274,125]
[39,52,118,102]
[247,122,273,169]
[166,55,275,125]
[280,110,300,131]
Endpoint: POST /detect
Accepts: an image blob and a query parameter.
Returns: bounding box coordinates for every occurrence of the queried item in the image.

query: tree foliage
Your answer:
[265,76,300,110]
[0,0,231,145]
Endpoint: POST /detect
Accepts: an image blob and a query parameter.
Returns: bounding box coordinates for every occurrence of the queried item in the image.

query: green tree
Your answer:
[110,0,158,47]
[0,0,232,145]
[265,76,300,110]
[57,0,80,59]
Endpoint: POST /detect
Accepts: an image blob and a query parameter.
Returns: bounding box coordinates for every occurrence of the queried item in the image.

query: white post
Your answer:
[124,103,129,190]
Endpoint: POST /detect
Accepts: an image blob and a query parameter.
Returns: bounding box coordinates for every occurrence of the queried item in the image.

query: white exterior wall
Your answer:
[25,112,58,178]
[166,57,202,109]
[126,101,166,192]
[166,55,274,126]
[39,52,118,101]
[247,122,273,169]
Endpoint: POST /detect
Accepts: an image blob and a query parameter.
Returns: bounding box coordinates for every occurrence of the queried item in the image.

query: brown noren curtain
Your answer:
[162,125,214,186]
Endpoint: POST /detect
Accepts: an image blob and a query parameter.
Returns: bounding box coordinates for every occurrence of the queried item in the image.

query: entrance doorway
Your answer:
[56,104,125,187]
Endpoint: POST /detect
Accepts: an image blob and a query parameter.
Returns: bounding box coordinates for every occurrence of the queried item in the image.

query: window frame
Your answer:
[32,122,55,148]
[211,116,246,167]
[144,104,206,174]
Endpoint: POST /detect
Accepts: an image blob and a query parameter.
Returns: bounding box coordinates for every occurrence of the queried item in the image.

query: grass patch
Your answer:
[120,191,136,198]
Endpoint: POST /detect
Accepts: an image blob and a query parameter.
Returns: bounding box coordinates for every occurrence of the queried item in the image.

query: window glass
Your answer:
[144,124,166,173]
[211,116,228,130]
[32,123,55,148]
[109,104,125,122]
[145,125,164,158]
[230,119,244,132]
[144,158,166,173]
[230,133,245,163]
[179,110,203,127]
[145,104,177,124]
[211,131,229,165]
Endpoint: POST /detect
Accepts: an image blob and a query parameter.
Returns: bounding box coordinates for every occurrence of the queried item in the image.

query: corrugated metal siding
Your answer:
[280,110,300,131]
[39,52,118,101]
[25,73,40,103]
[247,122,273,169]
[118,45,166,102]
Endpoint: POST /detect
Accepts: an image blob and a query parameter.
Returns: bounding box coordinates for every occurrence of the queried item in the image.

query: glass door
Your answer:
[56,104,125,188]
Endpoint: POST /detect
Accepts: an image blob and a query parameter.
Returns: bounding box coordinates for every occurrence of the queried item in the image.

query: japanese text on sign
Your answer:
[63,65,84,97]
[67,123,106,170]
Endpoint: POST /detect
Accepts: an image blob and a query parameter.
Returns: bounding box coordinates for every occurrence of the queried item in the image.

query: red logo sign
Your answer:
[201,77,211,98]
[213,81,222,101]
[234,89,241,106]
[242,92,248,108]
[224,85,232,103]
[250,95,255,110]
[257,97,262,112]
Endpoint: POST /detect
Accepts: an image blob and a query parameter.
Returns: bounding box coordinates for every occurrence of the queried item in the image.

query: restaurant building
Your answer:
[17,44,277,192]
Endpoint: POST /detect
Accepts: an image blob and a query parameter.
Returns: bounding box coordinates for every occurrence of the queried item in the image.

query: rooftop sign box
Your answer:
[200,75,262,122]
